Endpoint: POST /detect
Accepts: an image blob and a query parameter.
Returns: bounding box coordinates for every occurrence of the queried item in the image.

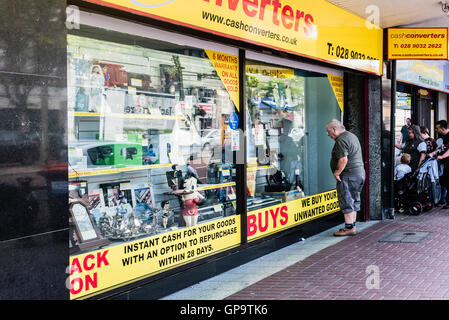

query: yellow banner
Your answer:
[247,189,340,241]
[246,62,294,79]
[327,74,344,114]
[205,49,239,110]
[69,215,240,299]
[85,0,383,75]
[388,28,448,60]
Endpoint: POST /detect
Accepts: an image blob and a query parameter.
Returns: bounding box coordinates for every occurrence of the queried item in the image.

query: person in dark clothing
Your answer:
[395,125,423,172]
[417,126,436,168]
[429,120,449,208]
[400,118,411,146]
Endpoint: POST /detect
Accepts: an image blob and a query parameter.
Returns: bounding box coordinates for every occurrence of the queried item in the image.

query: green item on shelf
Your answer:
[87,143,143,168]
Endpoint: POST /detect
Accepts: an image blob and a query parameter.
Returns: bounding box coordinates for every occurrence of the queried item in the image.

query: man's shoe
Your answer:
[443,204,449,209]
[333,226,357,236]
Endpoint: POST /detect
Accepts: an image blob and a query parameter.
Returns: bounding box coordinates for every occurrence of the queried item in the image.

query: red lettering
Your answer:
[70,258,82,275]
[304,14,315,36]
[247,214,257,237]
[83,254,95,272]
[208,0,239,9]
[258,0,271,20]
[97,250,109,268]
[294,10,305,32]
[280,205,288,225]
[269,207,280,228]
[70,277,83,295]
[271,0,281,25]
[281,5,294,29]
[207,0,315,36]
[228,0,240,10]
[242,0,258,17]
[70,273,98,296]
[258,211,269,232]
[85,273,98,291]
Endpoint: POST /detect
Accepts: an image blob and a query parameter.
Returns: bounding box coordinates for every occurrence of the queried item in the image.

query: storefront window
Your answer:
[68,22,241,298]
[245,60,342,210]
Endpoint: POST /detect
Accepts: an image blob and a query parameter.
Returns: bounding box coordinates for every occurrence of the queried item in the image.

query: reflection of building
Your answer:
[2,0,386,300]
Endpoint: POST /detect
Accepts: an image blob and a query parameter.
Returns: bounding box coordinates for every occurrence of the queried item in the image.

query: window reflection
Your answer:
[245,60,341,211]
[67,30,238,252]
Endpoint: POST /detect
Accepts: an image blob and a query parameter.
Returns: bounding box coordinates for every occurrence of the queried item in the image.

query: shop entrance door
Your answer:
[395,91,411,161]
[418,95,432,130]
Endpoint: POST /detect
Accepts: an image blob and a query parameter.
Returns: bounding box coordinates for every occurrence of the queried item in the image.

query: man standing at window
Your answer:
[326,120,365,236]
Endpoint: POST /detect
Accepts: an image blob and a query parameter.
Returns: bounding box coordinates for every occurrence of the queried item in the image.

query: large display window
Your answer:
[68,15,241,299]
[67,11,346,300]
[245,57,343,241]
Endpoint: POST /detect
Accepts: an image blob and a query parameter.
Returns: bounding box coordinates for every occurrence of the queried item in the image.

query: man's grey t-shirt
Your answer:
[330,130,365,175]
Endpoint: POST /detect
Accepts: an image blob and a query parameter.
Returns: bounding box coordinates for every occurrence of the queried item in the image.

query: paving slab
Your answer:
[161,219,379,300]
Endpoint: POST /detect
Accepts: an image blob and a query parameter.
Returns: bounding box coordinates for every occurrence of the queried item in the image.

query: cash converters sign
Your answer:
[84,0,383,75]
[247,189,340,241]
[388,28,448,60]
[69,215,240,299]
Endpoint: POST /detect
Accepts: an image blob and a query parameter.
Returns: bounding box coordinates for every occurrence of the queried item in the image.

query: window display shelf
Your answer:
[197,182,235,191]
[68,163,172,178]
[69,161,270,179]
[70,111,185,121]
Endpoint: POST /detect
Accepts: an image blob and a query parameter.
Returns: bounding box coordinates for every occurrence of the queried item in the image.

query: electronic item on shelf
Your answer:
[83,142,143,168]
[264,169,292,192]
[247,197,282,211]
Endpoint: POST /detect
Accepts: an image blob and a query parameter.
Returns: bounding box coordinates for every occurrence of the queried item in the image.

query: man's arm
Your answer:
[333,156,348,182]
[437,148,449,160]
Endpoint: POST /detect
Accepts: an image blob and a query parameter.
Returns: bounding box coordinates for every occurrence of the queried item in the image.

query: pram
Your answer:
[394,156,440,215]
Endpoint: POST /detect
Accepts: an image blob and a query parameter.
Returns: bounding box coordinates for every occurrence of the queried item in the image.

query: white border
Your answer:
[79,10,239,56]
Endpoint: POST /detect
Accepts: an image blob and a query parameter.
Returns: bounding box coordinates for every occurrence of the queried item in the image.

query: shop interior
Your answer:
[67,26,238,252]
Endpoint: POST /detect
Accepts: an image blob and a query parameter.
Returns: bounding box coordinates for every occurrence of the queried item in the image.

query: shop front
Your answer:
[395,60,449,140]
[2,0,382,299]
[382,28,449,217]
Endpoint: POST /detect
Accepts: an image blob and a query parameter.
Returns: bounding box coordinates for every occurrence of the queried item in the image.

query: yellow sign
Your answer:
[246,62,294,79]
[84,0,383,75]
[388,28,448,60]
[69,215,241,299]
[327,74,344,114]
[205,49,239,110]
[247,189,340,241]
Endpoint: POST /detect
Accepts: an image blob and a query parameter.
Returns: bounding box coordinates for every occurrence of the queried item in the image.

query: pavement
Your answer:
[161,206,449,300]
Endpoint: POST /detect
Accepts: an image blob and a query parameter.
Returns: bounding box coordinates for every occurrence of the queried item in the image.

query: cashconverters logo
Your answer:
[130,0,176,8]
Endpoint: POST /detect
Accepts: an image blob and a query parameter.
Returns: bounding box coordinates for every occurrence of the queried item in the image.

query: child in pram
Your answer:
[394,126,440,214]
[394,156,437,215]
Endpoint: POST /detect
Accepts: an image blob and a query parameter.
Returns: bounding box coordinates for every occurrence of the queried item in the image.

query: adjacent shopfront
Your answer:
[393,60,449,159]
[382,29,449,217]
[1,0,382,299]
